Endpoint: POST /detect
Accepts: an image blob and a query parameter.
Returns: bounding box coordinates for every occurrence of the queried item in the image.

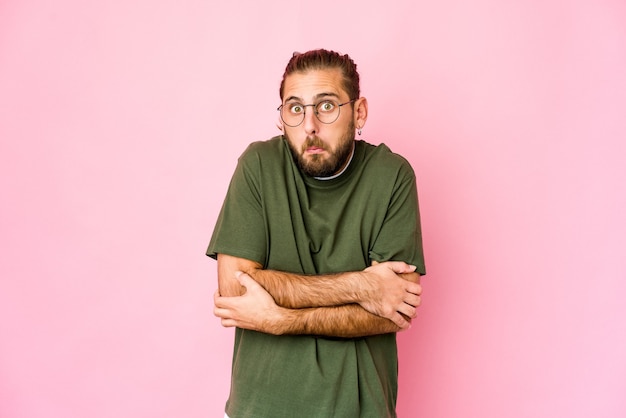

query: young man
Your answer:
[208,49,426,418]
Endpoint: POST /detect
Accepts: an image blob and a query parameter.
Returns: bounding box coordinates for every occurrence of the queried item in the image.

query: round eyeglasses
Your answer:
[277,99,355,127]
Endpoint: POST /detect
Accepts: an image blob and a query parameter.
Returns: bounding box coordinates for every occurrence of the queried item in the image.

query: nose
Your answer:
[302,106,319,135]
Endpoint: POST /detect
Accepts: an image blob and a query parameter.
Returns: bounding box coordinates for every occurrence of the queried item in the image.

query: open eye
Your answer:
[317,100,336,113]
[288,103,304,114]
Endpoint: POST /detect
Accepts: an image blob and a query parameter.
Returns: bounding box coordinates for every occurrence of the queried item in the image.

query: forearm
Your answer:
[247,268,362,309]
[276,304,403,338]
[218,253,363,308]
[214,271,404,338]
[216,254,421,332]
[234,261,419,311]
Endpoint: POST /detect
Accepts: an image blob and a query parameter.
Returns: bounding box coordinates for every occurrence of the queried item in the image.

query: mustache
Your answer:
[302,136,325,151]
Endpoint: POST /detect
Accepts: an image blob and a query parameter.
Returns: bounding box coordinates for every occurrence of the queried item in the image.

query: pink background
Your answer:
[1,1,625,417]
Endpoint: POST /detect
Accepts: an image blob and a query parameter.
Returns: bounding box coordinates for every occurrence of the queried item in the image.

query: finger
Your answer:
[221,318,236,328]
[214,294,235,310]
[398,303,417,319]
[390,312,411,330]
[406,282,422,295]
[404,294,421,308]
[214,306,228,319]
[387,261,417,274]
[235,271,260,290]
[213,293,224,308]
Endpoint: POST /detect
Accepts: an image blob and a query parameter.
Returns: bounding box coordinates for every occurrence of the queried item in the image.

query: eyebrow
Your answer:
[284,92,341,103]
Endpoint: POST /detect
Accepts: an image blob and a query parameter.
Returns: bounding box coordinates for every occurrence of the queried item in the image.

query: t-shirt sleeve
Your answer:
[206,149,267,266]
[369,159,426,275]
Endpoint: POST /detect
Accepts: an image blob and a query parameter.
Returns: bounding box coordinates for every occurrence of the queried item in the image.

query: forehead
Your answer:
[282,68,347,102]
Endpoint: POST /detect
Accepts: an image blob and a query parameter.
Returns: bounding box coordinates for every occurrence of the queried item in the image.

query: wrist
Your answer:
[353,270,374,306]
[266,306,295,335]
[333,270,365,305]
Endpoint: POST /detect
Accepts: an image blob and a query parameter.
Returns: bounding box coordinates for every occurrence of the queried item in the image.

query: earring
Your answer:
[358,128,362,136]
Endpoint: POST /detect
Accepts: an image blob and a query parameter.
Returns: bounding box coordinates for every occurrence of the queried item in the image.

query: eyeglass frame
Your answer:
[277,99,356,127]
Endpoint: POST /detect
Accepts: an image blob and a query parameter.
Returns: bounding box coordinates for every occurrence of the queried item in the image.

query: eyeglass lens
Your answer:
[280,100,342,127]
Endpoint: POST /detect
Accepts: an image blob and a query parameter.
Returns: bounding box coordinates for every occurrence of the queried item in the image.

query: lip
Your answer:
[305,146,325,154]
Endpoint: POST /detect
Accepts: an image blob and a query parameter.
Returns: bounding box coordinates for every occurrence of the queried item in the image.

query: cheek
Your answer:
[285,130,305,148]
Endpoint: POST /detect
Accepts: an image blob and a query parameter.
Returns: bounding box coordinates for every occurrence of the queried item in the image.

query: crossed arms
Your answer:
[213,253,422,338]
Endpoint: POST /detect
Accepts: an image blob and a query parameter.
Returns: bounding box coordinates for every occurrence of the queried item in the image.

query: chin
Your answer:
[302,159,339,178]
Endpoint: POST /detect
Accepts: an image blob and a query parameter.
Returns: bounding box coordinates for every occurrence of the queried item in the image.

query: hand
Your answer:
[358,261,422,329]
[214,271,284,334]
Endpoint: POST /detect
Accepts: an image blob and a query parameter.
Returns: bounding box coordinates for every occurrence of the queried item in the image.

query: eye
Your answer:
[288,103,304,114]
[317,100,336,113]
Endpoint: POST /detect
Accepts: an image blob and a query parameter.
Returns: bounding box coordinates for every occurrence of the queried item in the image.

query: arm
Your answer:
[218,253,421,323]
[214,253,422,337]
[214,272,401,338]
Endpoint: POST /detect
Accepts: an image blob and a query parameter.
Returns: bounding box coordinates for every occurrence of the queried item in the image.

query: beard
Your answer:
[286,120,356,178]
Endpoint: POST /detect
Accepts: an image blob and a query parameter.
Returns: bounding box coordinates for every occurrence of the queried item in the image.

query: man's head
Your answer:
[279,50,360,102]
[278,49,368,178]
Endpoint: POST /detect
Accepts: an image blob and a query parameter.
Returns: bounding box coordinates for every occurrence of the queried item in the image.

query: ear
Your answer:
[276,113,284,132]
[353,97,368,130]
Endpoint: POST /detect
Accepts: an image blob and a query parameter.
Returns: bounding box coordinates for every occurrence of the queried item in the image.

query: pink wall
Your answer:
[1,1,625,417]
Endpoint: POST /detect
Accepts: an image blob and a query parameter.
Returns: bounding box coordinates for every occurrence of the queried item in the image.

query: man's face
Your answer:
[281,68,356,178]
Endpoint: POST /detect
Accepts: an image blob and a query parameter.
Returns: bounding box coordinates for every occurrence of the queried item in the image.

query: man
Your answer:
[207,49,426,418]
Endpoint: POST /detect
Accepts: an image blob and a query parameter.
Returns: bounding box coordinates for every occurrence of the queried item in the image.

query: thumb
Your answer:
[234,271,259,290]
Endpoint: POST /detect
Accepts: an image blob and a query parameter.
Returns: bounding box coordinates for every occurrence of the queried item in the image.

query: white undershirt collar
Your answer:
[313,143,356,181]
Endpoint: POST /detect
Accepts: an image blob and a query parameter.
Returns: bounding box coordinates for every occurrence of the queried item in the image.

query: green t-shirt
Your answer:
[207,136,425,418]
